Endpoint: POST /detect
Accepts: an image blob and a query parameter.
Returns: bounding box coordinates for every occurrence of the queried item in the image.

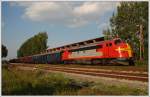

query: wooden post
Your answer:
[139,24,144,60]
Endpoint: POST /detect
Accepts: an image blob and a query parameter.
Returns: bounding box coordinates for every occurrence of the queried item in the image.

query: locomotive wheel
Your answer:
[129,59,135,66]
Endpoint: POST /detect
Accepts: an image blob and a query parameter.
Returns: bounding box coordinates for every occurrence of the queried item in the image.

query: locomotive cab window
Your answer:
[114,39,121,45]
[109,43,112,46]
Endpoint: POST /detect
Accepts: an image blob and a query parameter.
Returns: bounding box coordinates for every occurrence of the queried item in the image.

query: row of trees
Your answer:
[17,32,48,57]
[103,2,148,60]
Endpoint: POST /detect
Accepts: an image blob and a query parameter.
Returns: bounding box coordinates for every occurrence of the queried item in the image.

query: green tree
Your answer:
[17,32,48,57]
[2,44,8,58]
[109,2,148,60]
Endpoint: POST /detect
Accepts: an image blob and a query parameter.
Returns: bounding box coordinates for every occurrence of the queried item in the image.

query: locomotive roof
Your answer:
[46,37,104,51]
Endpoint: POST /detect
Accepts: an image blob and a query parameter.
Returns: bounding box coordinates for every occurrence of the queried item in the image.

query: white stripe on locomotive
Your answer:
[69,49,103,58]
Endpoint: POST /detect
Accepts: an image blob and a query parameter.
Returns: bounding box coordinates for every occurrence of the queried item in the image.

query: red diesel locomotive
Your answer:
[62,38,134,65]
[10,37,134,65]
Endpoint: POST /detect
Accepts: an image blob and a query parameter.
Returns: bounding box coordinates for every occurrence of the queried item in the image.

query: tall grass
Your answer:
[2,65,148,95]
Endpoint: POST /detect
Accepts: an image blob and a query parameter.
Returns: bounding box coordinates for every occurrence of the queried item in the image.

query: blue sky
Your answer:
[2,1,118,59]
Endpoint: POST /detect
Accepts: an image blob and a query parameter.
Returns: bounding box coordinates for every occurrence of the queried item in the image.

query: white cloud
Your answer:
[11,1,119,28]
[73,2,116,17]
[71,2,118,27]
[73,2,100,16]
[23,2,72,22]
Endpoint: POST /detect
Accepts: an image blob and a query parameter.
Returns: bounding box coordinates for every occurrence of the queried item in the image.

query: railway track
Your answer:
[10,63,148,82]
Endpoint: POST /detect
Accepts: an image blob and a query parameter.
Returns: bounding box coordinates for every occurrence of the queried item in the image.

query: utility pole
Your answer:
[139,24,144,60]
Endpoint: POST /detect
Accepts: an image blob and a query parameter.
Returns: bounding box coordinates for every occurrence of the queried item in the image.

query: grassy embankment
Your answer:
[2,64,148,95]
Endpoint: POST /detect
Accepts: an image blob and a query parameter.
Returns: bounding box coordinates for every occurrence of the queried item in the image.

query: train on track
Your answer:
[10,37,134,65]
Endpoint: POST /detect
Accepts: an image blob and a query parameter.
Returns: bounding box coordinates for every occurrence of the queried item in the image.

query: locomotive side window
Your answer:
[114,39,121,45]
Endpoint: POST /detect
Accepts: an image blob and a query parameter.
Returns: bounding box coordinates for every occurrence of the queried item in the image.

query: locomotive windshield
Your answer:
[114,39,122,45]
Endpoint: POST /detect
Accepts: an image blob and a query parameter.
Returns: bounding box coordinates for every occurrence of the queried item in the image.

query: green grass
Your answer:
[2,65,148,95]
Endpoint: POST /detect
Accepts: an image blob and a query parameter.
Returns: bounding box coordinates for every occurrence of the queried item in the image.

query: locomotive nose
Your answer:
[115,43,133,58]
